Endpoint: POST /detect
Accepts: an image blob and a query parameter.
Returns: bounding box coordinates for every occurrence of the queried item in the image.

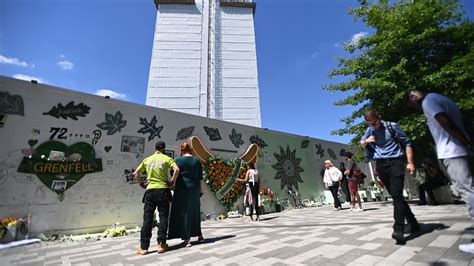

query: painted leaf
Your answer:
[327,148,337,159]
[137,115,163,141]
[228,128,244,148]
[301,139,310,149]
[315,143,325,158]
[176,126,195,141]
[203,126,222,141]
[339,149,347,157]
[249,135,268,149]
[43,101,90,120]
[0,91,24,116]
[96,111,127,135]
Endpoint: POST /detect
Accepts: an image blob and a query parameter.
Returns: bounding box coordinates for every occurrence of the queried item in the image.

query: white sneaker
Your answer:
[459,243,474,253]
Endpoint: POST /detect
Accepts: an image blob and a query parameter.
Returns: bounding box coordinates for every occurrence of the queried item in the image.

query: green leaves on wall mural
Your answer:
[137,115,163,141]
[229,128,244,148]
[203,126,222,141]
[176,126,195,141]
[96,111,127,135]
[315,143,325,158]
[0,91,24,116]
[327,148,337,160]
[301,140,310,149]
[43,101,90,120]
[249,135,267,149]
[272,145,304,191]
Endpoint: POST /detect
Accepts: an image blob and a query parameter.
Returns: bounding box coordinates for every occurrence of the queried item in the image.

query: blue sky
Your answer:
[1,0,473,144]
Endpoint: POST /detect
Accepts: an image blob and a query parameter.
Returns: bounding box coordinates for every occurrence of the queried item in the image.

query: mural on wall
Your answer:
[0,114,6,127]
[137,115,163,141]
[124,168,136,184]
[121,136,145,153]
[203,126,222,141]
[315,143,325,158]
[96,111,127,135]
[17,141,103,200]
[0,91,24,116]
[272,145,304,191]
[175,126,195,141]
[301,139,310,149]
[42,101,90,120]
[339,149,347,157]
[228,128,244,148]
[249,135,267,149]
[91,130,102,145]
[327,148,337,160]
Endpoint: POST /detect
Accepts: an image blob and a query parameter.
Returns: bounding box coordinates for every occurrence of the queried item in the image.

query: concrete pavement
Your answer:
[1,202,473,265]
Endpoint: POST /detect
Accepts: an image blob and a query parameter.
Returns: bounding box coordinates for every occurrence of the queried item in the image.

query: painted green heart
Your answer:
[17,141,102,195]
[104,146,112,153]
[28,139,38,147]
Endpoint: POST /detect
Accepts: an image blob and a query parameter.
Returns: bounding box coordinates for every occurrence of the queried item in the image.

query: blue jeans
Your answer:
[439,156,474,218]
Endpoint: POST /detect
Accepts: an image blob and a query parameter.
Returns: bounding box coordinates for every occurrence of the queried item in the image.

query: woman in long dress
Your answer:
[168,143,204,247]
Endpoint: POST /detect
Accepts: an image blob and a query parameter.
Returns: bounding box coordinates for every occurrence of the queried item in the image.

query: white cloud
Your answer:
[334,42,341,48]
[0,55,28,67]
[57,60,74,70]
[311,52,319,59]
[349,32,368,47]
[95,89,127,99]
[13,74,48,84]
[60,54,65,58]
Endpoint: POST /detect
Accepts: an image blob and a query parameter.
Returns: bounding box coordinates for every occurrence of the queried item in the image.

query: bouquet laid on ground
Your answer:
[0,216,30,243]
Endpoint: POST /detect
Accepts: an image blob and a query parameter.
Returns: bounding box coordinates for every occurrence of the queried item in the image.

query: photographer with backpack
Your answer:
[360,109,420,245]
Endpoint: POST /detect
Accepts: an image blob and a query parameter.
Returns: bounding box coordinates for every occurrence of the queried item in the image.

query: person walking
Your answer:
[360,109,420,244]
[323,160,343,211]
[237,162,260,221]
[405,90,474,253]
[168,143,205,247]
[134,141,180,255]
[343,152,363,212]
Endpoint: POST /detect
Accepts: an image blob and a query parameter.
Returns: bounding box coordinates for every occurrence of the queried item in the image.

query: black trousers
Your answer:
[140,188,172,249]
[376,158,417,232]
[418,183,438,204]
[340,178,351,202]
[248,182,260,216]
[329,183,342,208]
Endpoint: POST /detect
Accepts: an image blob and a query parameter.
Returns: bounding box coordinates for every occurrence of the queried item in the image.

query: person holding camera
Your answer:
[168,142,205,247]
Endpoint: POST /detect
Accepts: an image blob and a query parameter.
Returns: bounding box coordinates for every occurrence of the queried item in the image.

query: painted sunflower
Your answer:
[272,145,304,190]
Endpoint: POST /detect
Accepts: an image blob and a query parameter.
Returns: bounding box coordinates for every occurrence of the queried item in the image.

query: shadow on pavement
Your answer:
[166,235,236,252]
[258,216,278,221]
[405,223,449,242]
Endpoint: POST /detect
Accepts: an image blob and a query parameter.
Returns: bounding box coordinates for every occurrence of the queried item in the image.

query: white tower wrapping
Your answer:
[146,0,262,127]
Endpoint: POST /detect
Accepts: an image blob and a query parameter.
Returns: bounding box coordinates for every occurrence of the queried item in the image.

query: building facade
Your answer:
[146,0,262,127]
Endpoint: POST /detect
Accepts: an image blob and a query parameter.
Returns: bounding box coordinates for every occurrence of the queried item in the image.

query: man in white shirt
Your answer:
[405,90,474,253]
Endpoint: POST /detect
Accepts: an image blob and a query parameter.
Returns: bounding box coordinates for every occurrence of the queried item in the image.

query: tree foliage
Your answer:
[324,0,474,163]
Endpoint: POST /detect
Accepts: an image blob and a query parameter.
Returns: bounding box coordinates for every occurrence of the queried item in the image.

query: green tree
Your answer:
[324,0,474,163]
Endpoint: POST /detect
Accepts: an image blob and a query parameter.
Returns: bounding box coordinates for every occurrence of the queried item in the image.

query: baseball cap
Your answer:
[155,141,166,149]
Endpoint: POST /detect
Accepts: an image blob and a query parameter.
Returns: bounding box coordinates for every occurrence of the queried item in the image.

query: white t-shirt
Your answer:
[422,93,470,159]
[248,169,259,184]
